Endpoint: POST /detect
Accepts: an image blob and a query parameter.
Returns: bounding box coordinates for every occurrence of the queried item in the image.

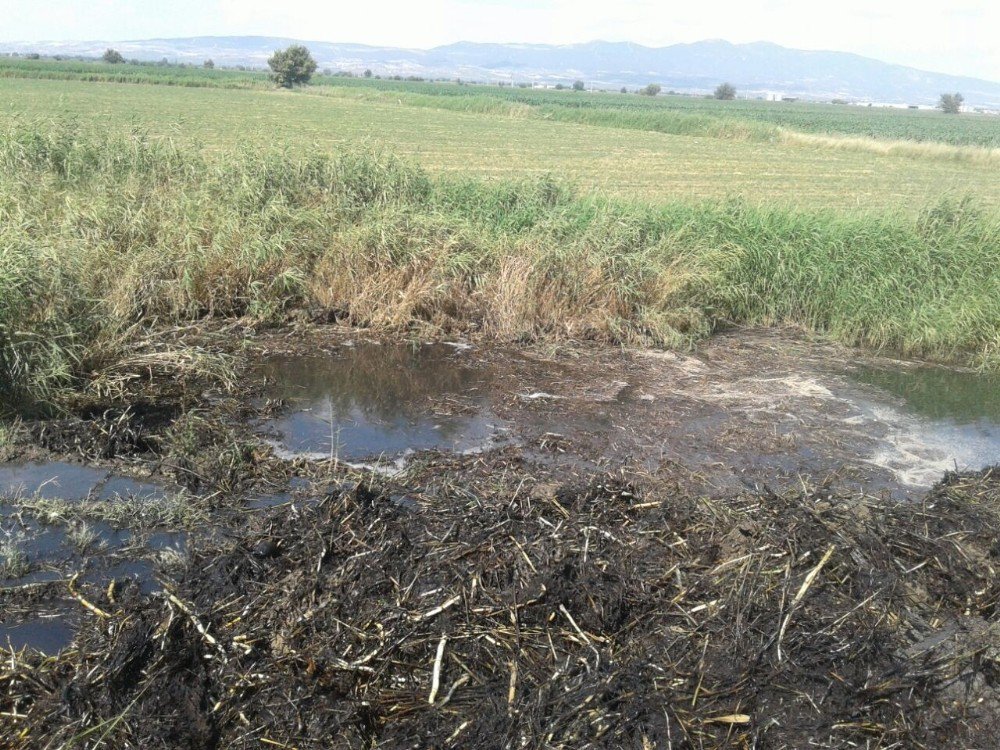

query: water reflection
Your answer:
[848,363,999,483]
[851,365,1000,423]
[259,345,502,459]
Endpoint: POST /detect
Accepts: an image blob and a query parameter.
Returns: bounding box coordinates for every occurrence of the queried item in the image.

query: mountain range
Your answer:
[4,36,1000,107]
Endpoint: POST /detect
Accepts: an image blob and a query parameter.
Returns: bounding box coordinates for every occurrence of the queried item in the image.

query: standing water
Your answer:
[259,344,504,461]
[846,364,999,484]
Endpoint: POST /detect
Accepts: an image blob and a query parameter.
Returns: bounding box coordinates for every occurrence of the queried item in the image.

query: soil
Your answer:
[2,325,999,749]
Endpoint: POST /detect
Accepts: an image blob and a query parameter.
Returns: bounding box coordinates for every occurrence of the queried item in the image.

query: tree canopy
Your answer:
[102,49,124,64]
[939,92,964,114]
[268,45,318,88]
[714,83,737,100]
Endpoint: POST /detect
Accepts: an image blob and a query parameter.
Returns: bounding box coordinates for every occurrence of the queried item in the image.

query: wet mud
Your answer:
[1,326,998,748]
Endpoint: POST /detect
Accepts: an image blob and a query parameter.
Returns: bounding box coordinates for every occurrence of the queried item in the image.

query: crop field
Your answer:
[1,76,998,212]
[3,58,999,147]
[319,76,1000,148]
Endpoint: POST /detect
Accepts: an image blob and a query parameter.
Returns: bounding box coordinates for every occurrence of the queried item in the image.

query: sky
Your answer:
[4,0,999,81]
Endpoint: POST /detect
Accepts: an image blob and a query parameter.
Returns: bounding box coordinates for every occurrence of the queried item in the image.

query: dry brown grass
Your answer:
[780,128,1000,165]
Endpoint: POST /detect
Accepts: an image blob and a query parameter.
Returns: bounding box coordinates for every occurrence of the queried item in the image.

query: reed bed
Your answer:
[1,123,998,410]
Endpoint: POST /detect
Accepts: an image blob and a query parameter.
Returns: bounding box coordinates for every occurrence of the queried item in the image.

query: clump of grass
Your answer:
[0,420,19,451]
[155,545,189,573]
[164,412,255,494]
[780,128,1000,166]
[66,521,103,554]
[0,532,30,579]
[14,492,209,530]
[1,122,997,412]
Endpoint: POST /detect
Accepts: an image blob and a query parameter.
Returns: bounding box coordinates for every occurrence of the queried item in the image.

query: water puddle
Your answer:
[846,364,1000,486]
[0,465,188,651]
[0,461,108,500]
[259,344,505,461]
[851,365,1000,423]
[0,614,77,654]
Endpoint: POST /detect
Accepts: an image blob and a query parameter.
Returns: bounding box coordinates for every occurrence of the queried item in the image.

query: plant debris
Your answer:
[3,455,998,749]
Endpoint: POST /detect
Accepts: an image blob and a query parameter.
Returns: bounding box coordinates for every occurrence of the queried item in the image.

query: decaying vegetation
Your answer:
[2,123,998,412]
[2,455,998,748]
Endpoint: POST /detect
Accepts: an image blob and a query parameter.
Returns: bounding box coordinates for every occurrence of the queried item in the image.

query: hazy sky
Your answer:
[5,0,999,81]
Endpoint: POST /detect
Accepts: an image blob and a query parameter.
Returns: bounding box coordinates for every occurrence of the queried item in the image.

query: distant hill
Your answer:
[4,36,1000,107]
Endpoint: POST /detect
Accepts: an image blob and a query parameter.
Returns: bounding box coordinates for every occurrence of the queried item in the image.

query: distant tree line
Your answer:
[9,51,977,113]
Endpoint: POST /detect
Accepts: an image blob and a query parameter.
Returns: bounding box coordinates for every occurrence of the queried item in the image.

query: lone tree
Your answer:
[268,45,317,88]
[641,83,661,97]
[203,59,215,69]
[364,68,373,78]
[572,80,585,91]
[939,92,964,114]
[714,82,736,100]
[102,48,125,64]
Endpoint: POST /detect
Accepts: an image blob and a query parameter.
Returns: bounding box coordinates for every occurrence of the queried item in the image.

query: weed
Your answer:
[66,521,104,553]
[14,492,209,530]
[0,532,30,579]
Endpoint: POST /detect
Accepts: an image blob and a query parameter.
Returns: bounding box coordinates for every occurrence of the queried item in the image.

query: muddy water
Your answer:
[0,461,108,500]
[851,365,1000,423]
[0,615,77,654]
[2,332,998,654]
[258,344,505,461]
[259,337,998,491]
[0,467,183,652]
[844,364,999,486]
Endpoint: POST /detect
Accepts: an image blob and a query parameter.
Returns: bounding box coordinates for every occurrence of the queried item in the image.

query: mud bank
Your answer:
[1,326,999,748]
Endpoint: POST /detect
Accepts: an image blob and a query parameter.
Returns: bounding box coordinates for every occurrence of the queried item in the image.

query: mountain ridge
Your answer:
[3,36,1000,107]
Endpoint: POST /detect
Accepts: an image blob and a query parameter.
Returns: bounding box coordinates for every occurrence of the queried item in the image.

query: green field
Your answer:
[315,76,1000,148]
[1,76,998,212]
[3,57,999,147]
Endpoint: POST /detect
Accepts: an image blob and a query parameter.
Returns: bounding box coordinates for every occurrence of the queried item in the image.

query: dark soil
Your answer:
[3,329,1000,749]
[3,454,999,749]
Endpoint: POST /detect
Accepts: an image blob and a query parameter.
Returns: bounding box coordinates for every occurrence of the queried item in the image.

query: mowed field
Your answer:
[2,77,998,212]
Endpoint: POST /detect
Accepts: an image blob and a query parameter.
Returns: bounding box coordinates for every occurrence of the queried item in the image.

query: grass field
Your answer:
[1,77,998,212]
[3,58,999,147]
[316,76,1000,148]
